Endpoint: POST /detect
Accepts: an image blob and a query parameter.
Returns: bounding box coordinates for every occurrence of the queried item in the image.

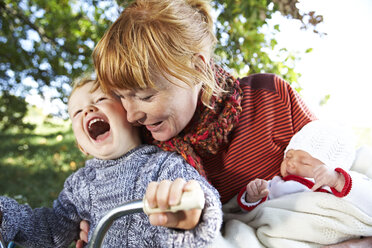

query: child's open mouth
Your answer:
[88,118,110,141]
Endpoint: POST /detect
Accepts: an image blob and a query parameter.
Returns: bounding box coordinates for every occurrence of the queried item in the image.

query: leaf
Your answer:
[0,0,323,117]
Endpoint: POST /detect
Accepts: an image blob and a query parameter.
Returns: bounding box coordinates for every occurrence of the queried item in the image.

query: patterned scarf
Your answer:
[143,64,243,178]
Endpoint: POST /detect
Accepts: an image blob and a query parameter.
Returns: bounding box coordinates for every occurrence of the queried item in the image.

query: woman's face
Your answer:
[115,73,202,141]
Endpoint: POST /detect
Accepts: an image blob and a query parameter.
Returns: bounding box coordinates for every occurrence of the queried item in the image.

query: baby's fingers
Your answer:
[260,188,269,198]
[311,181,324,191]
[258,180,268,191]
[247,182,260,196]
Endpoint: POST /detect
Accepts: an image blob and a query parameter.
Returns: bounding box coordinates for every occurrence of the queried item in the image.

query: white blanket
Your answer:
[211,192,372,248]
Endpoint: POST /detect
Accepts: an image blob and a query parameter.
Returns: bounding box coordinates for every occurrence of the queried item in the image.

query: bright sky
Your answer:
[269,0,372,129]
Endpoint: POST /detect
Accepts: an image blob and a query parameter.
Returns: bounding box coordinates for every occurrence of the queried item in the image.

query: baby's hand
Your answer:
[311,165,345,192]
[245,179,269,203]
[145,178,202,230]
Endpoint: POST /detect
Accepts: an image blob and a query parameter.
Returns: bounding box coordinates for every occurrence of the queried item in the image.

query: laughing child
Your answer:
[0,78,222,248]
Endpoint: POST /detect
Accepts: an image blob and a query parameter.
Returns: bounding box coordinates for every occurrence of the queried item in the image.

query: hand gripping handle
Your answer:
[88,187,205,248]
[143,187,205,215]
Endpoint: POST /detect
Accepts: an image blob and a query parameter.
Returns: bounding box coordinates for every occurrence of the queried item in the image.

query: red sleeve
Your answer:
[237,186,268,211]
[331,168,352,197]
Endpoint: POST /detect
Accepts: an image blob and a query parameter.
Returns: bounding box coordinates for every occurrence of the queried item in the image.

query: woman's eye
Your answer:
[116,94,124,99]
[113,92,123,99]
[140,95,153,101]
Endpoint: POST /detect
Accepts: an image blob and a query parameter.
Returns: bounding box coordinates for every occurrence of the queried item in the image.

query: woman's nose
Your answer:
[121,99,145,124]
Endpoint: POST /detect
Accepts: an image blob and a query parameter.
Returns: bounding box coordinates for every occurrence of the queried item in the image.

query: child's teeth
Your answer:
[89,118,104,129]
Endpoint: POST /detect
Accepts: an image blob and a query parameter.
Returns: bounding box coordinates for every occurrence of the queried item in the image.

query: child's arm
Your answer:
[0,174,83,247]
[75,179,212,248]
[146,152,222,247]
[0,195,78,247]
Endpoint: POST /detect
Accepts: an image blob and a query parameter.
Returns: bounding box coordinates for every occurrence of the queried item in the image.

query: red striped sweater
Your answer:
[202,73,317,204]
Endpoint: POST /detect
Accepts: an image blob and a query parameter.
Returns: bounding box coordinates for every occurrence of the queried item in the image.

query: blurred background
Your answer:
[0,0,371,240]
[269,0,372,147]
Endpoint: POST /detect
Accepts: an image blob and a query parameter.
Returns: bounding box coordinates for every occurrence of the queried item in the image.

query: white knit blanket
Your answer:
[212,192,372,248]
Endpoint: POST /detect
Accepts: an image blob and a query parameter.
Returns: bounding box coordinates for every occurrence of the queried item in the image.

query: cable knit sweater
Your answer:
[0,145,222,248]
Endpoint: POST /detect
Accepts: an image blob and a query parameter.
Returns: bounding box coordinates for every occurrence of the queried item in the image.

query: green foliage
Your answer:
[319,93,330,106]
[0,0,323,113]
[0,0,115,100]
[213,0,323,85]
[0,91,35,131]
[0,109,86,208]
[0,108,85,247]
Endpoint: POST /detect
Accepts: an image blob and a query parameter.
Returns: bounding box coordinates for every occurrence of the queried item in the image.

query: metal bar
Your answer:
[87,200,144,248]
[0,232,7,248]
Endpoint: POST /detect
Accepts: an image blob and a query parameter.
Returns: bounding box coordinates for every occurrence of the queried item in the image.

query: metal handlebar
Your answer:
[87,200,144,248]
[87,189,205,248]
[0,232,15,248]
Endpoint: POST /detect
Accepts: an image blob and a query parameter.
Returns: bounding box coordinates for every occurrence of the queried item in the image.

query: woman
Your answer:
[77,0,371,247]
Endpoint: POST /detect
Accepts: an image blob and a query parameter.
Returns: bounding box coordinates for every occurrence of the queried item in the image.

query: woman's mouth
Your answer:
[87,118,111,141]
[145,121,163,132]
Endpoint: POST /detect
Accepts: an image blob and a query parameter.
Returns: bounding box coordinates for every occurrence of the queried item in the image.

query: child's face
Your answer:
[280,149,324,178]
[68,81,140,160]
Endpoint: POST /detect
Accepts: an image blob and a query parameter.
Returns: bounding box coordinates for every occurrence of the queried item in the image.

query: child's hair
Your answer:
[93,0,221,108]
[285,120,356,170]
[69,77,99,102]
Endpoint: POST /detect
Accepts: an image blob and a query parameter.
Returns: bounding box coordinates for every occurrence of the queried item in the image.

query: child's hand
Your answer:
[145,178,202,230]
[245,179,269,203]
[311,164,345,192]
[75,220,89,248]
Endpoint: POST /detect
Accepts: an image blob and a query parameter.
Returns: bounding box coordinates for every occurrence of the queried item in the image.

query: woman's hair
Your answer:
[93,0,221,107]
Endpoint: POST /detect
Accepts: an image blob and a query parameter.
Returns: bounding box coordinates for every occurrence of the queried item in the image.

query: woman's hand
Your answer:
[145,178,202,230]
[322,236,372,248]
[75,220,89,248]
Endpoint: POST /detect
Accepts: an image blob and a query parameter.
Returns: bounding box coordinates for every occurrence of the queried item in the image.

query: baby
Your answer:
[238,120,372,216]
[0,78,222,248]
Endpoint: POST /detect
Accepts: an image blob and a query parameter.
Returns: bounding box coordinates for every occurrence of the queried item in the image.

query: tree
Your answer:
[214,0,323,83]
[0,90,35,131]
[0,0,114,98]
[0,0,323,121]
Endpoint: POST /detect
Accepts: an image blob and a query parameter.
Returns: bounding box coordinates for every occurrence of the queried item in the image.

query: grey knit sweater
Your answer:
[0,145,222,248]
